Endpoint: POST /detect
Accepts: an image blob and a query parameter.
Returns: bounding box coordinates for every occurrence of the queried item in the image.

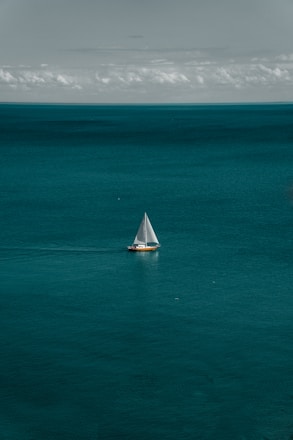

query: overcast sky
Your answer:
[1,0,293,103]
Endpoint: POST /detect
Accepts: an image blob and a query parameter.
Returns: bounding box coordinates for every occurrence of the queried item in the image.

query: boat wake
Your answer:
[0,246,124,256]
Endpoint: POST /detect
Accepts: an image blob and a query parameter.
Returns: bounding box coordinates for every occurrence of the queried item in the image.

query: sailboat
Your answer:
[128,212,160,252]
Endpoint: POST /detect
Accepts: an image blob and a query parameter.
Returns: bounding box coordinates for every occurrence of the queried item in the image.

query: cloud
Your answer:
[94,66,190,88]
[1,53,293,102]
[258,64,290,81]
[196,75,205,85]
[150,59,174,65]
[56,74,74,86]
[128,35,144,39]
[276,53,293,62]
[19,71,46,85]
[95,73,111,84]
[0,68,17,83]
[150,70,189,84]
[0,67,82,90]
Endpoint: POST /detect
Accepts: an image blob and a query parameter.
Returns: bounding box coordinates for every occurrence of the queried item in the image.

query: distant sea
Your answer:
[1,103,293,440]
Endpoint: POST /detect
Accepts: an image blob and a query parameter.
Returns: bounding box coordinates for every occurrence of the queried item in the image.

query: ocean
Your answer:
[0,103,293,439]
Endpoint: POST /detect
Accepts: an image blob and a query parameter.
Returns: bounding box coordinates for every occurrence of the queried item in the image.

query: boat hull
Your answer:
[128,245,159,252]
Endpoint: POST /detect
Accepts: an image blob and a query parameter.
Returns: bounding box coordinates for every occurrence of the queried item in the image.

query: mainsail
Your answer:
[133,213,159,246]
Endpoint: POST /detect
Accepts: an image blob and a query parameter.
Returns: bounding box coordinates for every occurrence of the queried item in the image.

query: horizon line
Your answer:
[1,100,293,107]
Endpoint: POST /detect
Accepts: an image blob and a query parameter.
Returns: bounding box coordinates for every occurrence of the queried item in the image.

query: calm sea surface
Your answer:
[1,103,293,439]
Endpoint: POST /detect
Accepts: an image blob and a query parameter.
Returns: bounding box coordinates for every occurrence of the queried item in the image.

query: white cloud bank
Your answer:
[1,53,293,103]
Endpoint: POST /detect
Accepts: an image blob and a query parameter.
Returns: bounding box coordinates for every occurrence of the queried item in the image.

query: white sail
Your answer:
[145,214,159,244]
[133,213,159,246]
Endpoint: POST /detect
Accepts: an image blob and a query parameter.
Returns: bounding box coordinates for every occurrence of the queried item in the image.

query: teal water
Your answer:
[1,104,293,439]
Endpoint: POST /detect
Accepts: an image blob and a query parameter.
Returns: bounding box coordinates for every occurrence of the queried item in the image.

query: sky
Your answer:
[1,0,293,103]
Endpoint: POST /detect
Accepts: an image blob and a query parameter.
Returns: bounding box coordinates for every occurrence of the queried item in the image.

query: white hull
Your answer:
[128,244,159,252]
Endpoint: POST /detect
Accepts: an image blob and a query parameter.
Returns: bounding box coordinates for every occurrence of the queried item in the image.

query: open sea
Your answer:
[1,103,293,440]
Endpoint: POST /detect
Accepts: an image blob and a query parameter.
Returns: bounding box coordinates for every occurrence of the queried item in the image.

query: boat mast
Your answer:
[144,212,147,246]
